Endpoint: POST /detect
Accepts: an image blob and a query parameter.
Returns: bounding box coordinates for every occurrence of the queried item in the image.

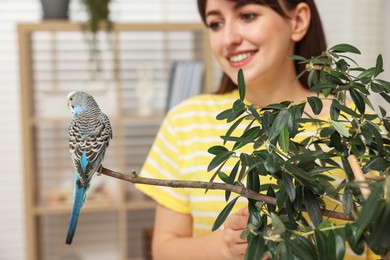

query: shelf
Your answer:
[125,200,156,211]
[33,200,155,215]
[34,202,119,215]
[18,21,207,33]
[20,21,213,260]
[29,114,165,125]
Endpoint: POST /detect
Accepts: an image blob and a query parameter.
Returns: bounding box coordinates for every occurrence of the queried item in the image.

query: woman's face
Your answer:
[205,0,297,87]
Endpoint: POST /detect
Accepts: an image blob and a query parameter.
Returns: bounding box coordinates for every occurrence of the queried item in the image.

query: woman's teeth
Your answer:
[229,52,253,62]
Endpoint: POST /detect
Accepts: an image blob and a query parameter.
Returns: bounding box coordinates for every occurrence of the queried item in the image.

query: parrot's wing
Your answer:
[84,113,112,181]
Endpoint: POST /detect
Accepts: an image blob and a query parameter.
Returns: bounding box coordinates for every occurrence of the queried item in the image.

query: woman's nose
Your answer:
[223,22,243,47]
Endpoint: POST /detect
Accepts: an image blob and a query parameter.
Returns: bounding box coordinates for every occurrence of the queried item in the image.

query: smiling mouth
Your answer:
[228,51,256,62]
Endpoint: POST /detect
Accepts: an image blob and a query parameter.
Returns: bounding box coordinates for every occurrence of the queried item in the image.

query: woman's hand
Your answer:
[220,207,249,260]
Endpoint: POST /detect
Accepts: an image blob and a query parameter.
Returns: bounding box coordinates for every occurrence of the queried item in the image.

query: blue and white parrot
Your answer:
[66,91,112,245]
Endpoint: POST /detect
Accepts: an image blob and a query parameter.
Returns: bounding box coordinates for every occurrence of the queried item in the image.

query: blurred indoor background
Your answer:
[0,0,389,260]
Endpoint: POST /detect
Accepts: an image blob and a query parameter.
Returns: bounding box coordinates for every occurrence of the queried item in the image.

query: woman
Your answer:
[136,0,361,259]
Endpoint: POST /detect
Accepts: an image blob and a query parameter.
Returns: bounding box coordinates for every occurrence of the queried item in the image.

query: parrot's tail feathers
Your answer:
[66,186,85,245]
[81,183,90,208]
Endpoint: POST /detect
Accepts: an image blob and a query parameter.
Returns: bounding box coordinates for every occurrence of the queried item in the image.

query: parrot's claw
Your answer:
[97,165,103,176]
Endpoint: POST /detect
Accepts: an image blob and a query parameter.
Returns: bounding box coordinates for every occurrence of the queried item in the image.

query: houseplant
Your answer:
[208,44,390,259]
[80,0,113,78]
[101,43,389,259]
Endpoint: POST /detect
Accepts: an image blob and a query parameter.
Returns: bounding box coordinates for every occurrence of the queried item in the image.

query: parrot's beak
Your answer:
[67,101,74,112]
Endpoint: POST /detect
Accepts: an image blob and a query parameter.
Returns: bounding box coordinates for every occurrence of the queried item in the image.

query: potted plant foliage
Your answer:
[80,0,113,78]
[207,43,390,259]
[101,43,389,259]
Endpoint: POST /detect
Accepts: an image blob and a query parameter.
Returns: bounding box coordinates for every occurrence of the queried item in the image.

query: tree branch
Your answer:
[100,167,354,221]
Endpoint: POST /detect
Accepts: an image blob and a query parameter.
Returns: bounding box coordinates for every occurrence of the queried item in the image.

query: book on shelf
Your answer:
[166,60,205,112]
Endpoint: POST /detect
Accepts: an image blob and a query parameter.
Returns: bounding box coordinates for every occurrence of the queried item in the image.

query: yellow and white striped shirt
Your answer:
[136,89,373,259]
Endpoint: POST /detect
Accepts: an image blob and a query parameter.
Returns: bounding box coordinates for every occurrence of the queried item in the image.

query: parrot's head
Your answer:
[67,91,98,116]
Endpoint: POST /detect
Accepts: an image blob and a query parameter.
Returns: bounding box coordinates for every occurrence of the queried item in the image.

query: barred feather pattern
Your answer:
[68,92,113,187]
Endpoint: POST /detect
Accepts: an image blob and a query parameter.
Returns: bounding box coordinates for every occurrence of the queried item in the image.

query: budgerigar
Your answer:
[65,91,112,245]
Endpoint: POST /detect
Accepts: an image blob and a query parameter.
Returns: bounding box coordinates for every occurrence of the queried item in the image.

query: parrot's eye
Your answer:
[70,97,73,101]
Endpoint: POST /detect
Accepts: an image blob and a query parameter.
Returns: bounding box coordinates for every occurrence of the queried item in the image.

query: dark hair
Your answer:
[197,0,327,94]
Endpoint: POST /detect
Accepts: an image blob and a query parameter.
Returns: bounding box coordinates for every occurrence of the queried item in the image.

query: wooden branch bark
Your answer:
[100,167,354,221]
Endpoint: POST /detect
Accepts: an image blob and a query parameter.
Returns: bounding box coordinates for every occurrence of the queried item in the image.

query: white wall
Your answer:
[0,1,389,259]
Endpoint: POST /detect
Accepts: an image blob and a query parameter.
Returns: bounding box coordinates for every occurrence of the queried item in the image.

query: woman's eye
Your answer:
[207,21,223,31]
[241,13,257,22]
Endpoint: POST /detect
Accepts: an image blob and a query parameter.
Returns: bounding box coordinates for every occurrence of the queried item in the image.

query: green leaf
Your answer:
[267,186,276,213]
[278,125,290,152]
[380,92,390,104]
[325,73,344,85]
[227,109,246,123]
[320,126,335,137]
[355,183,382,238]
[284,234,318,260]
[216,108,233,120]
[361,124,373,145]
[334,231,346,260]
[342,156,355,180]
[364,121,384,154]
[238,69,246,101]
[345,223,366,255]
[349,88,365,114]
[248,105,262,122]
[218,171,229,183]
[282,172,296,202]
[225,161,240,201]
[375,79,390,91]
[357,67,375,80]
[331,98,360,117]
[307,96,323,115]
[336,58,349,72]
[331,70,350,82]
[326,229,337,260]
[308,70,317,88]
[245,235,266,260]
[288,103,305,137]
[264,153,282,174]
[247,171,260,193]
[223,115,246,145]
[368,203,390,251]
[212,196,240,231]
[270,212,286,235]
[374,54,384,77]
[284,162,320,193]
[288,54,307,61]
[383,118,390,132]
[207,151,234,172]
[342,185,353,214]
[379,106,387,117]
[362,156,388,173]
[293,185,304,211]
[329,44,361,54]
[371,82,384,93]
[309,82,333,93]
[232,99,245,111]
[268,109,290,141]
[232,126,261,150]
[330,100,341,120]
[304,189,323,227]
[248,200,262,227]
[208,145,228,155]
[315,229,328,260]
[331,120,350,137]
